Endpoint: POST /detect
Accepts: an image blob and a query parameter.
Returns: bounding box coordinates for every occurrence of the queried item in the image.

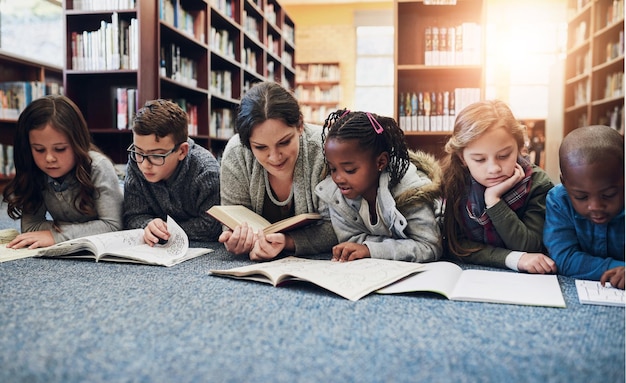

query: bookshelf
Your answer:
[63,0,296,164]
[0,50,64,188]
[394,0,485,158]
[295,62,341,125]
[563,0,624,137]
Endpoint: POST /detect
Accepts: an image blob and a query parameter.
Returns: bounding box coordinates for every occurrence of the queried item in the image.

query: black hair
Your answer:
[322,108,410,189]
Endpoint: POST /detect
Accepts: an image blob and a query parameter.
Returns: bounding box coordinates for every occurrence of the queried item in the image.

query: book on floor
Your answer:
[0,216,212,267]
[376,261,566,308]
[207,205,321,234]
[575,279,625,307]
[209,256,425,301]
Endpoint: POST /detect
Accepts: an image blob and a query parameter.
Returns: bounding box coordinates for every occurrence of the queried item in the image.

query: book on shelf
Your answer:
[207,205,321,235]
[575,279,625,307]
[377,261,566,308]
[0,216,212,267]
[209,256,425,301]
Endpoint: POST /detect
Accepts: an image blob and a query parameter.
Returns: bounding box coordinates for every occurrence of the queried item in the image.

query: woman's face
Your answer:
[249,119,302,180]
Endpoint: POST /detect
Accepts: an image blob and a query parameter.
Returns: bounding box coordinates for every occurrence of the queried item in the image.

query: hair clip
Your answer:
[366,112,384,134]
[340,109,350,118]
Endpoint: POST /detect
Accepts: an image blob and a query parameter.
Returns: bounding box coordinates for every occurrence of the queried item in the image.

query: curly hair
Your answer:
[322,108,410,189]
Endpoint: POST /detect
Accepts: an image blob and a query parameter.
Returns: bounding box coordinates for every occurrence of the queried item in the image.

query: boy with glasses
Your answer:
[123,99,222,244]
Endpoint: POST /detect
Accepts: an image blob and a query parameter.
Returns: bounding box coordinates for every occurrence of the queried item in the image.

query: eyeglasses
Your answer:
[127,143,182,166]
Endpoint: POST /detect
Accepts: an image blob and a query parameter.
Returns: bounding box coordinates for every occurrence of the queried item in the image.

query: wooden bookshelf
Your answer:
[295,62,341,125]
[394,0,485,158]
[0,49,64,189]
[63,0,296,163]
[564,0,624,137]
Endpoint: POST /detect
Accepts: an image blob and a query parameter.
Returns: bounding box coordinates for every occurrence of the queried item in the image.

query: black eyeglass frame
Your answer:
[126,142,183,166]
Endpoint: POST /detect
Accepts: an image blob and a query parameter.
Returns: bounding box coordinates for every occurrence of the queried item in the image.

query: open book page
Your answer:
[377,261,566,308]
[210,256,424,301]
[207,205,271,232]
[376,261,462,298]
[575,280,625,307]
[0,229,44,262]
[96,216,212,267]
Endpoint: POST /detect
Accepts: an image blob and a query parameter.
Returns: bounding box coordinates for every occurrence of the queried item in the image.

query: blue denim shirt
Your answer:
[544,184,625,280]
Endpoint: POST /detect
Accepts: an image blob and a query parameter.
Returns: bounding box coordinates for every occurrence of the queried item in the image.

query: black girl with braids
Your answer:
[315,109,443,263]
[3,95,123,249]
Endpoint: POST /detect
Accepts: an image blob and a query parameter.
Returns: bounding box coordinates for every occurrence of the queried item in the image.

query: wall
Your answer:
[283,2,392,109]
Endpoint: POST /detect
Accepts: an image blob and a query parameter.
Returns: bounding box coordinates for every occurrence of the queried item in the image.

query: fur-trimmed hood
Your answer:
[394,150,442,211]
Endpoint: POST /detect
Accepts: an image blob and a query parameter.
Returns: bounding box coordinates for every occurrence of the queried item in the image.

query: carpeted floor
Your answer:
[0,203,624,383]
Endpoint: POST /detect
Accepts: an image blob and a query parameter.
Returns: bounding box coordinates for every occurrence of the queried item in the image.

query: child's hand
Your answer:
[484,163,525,207]
[218,223,255,255]
[600,267,625,290]
[332,242,371,262]
[143,218,169,247]
[249,230,286,261]
[517,252,557,274]
[7,230,55,249]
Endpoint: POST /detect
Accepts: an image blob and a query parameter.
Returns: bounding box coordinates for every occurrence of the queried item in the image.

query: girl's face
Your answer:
[460,126,519,188]
[249,119,302,181]
[562,158,624,225]
[29,123,76,179]
[324,137,387,204]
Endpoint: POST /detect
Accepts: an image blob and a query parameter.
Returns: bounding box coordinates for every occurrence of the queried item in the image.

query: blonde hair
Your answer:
[440,99,525,257]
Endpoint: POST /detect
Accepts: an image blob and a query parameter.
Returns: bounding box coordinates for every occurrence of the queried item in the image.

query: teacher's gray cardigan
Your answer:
[315,150,443,262]
[220,124,338,255]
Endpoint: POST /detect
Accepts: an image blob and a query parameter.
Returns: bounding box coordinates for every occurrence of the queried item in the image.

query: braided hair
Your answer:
[322,108,410,189]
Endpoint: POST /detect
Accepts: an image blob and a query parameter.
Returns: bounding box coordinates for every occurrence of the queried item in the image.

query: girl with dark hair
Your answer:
[4,95,123,249]
[315,109,442,262]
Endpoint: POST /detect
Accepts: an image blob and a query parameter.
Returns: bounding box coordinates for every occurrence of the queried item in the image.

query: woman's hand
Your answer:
[331,242,371,262]
[7,230,55,249]
[517,252,557,274]
[249,231,286,261]
[484,163,525,207]
[218,223,256,255]
[601,266,625,290]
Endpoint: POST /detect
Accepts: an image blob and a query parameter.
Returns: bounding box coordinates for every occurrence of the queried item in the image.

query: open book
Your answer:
[207,205,321,234]
[209,256,424,301]
[0,216,212,267]
[575,279,625,307]
[377,261,566,308]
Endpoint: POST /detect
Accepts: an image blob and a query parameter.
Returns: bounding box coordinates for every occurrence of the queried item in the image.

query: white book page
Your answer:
[451,270,566,307]
[211,257,425,301]
[376,261,462,298]
[575,280,625,307]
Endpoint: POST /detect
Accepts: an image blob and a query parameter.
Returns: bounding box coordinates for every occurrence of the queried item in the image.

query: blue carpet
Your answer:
[0,204,623,383]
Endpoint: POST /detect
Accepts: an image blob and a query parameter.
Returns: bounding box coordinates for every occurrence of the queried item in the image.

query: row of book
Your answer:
[159,0,206,44]
[398,88,480,132]
[604,72,624,100]
[424,23,481,66]
[210,108,234,139]
[0,82,64,120]
[114,87,137,131]
[72,0,135,10]
[294,85,341,104]
[0,144,15,178]
[210,70,233,99]
[70,13,138,71]
[296,64,340,82]
[301,105,336,125]
[210,28,235,59]
[159,43,199,89]
[210,0,236,20]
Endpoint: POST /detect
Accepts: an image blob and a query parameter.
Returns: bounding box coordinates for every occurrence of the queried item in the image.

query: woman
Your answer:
[219,81,337,261]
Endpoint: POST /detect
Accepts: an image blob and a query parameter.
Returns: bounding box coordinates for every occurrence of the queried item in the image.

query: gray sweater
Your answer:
[123,138,222,241]
[21,150,124,243]
[220,124,338,255]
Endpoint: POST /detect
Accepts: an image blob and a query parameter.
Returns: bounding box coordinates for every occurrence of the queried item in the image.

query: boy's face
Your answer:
[561,158,624,225]
[130,133,187,183]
